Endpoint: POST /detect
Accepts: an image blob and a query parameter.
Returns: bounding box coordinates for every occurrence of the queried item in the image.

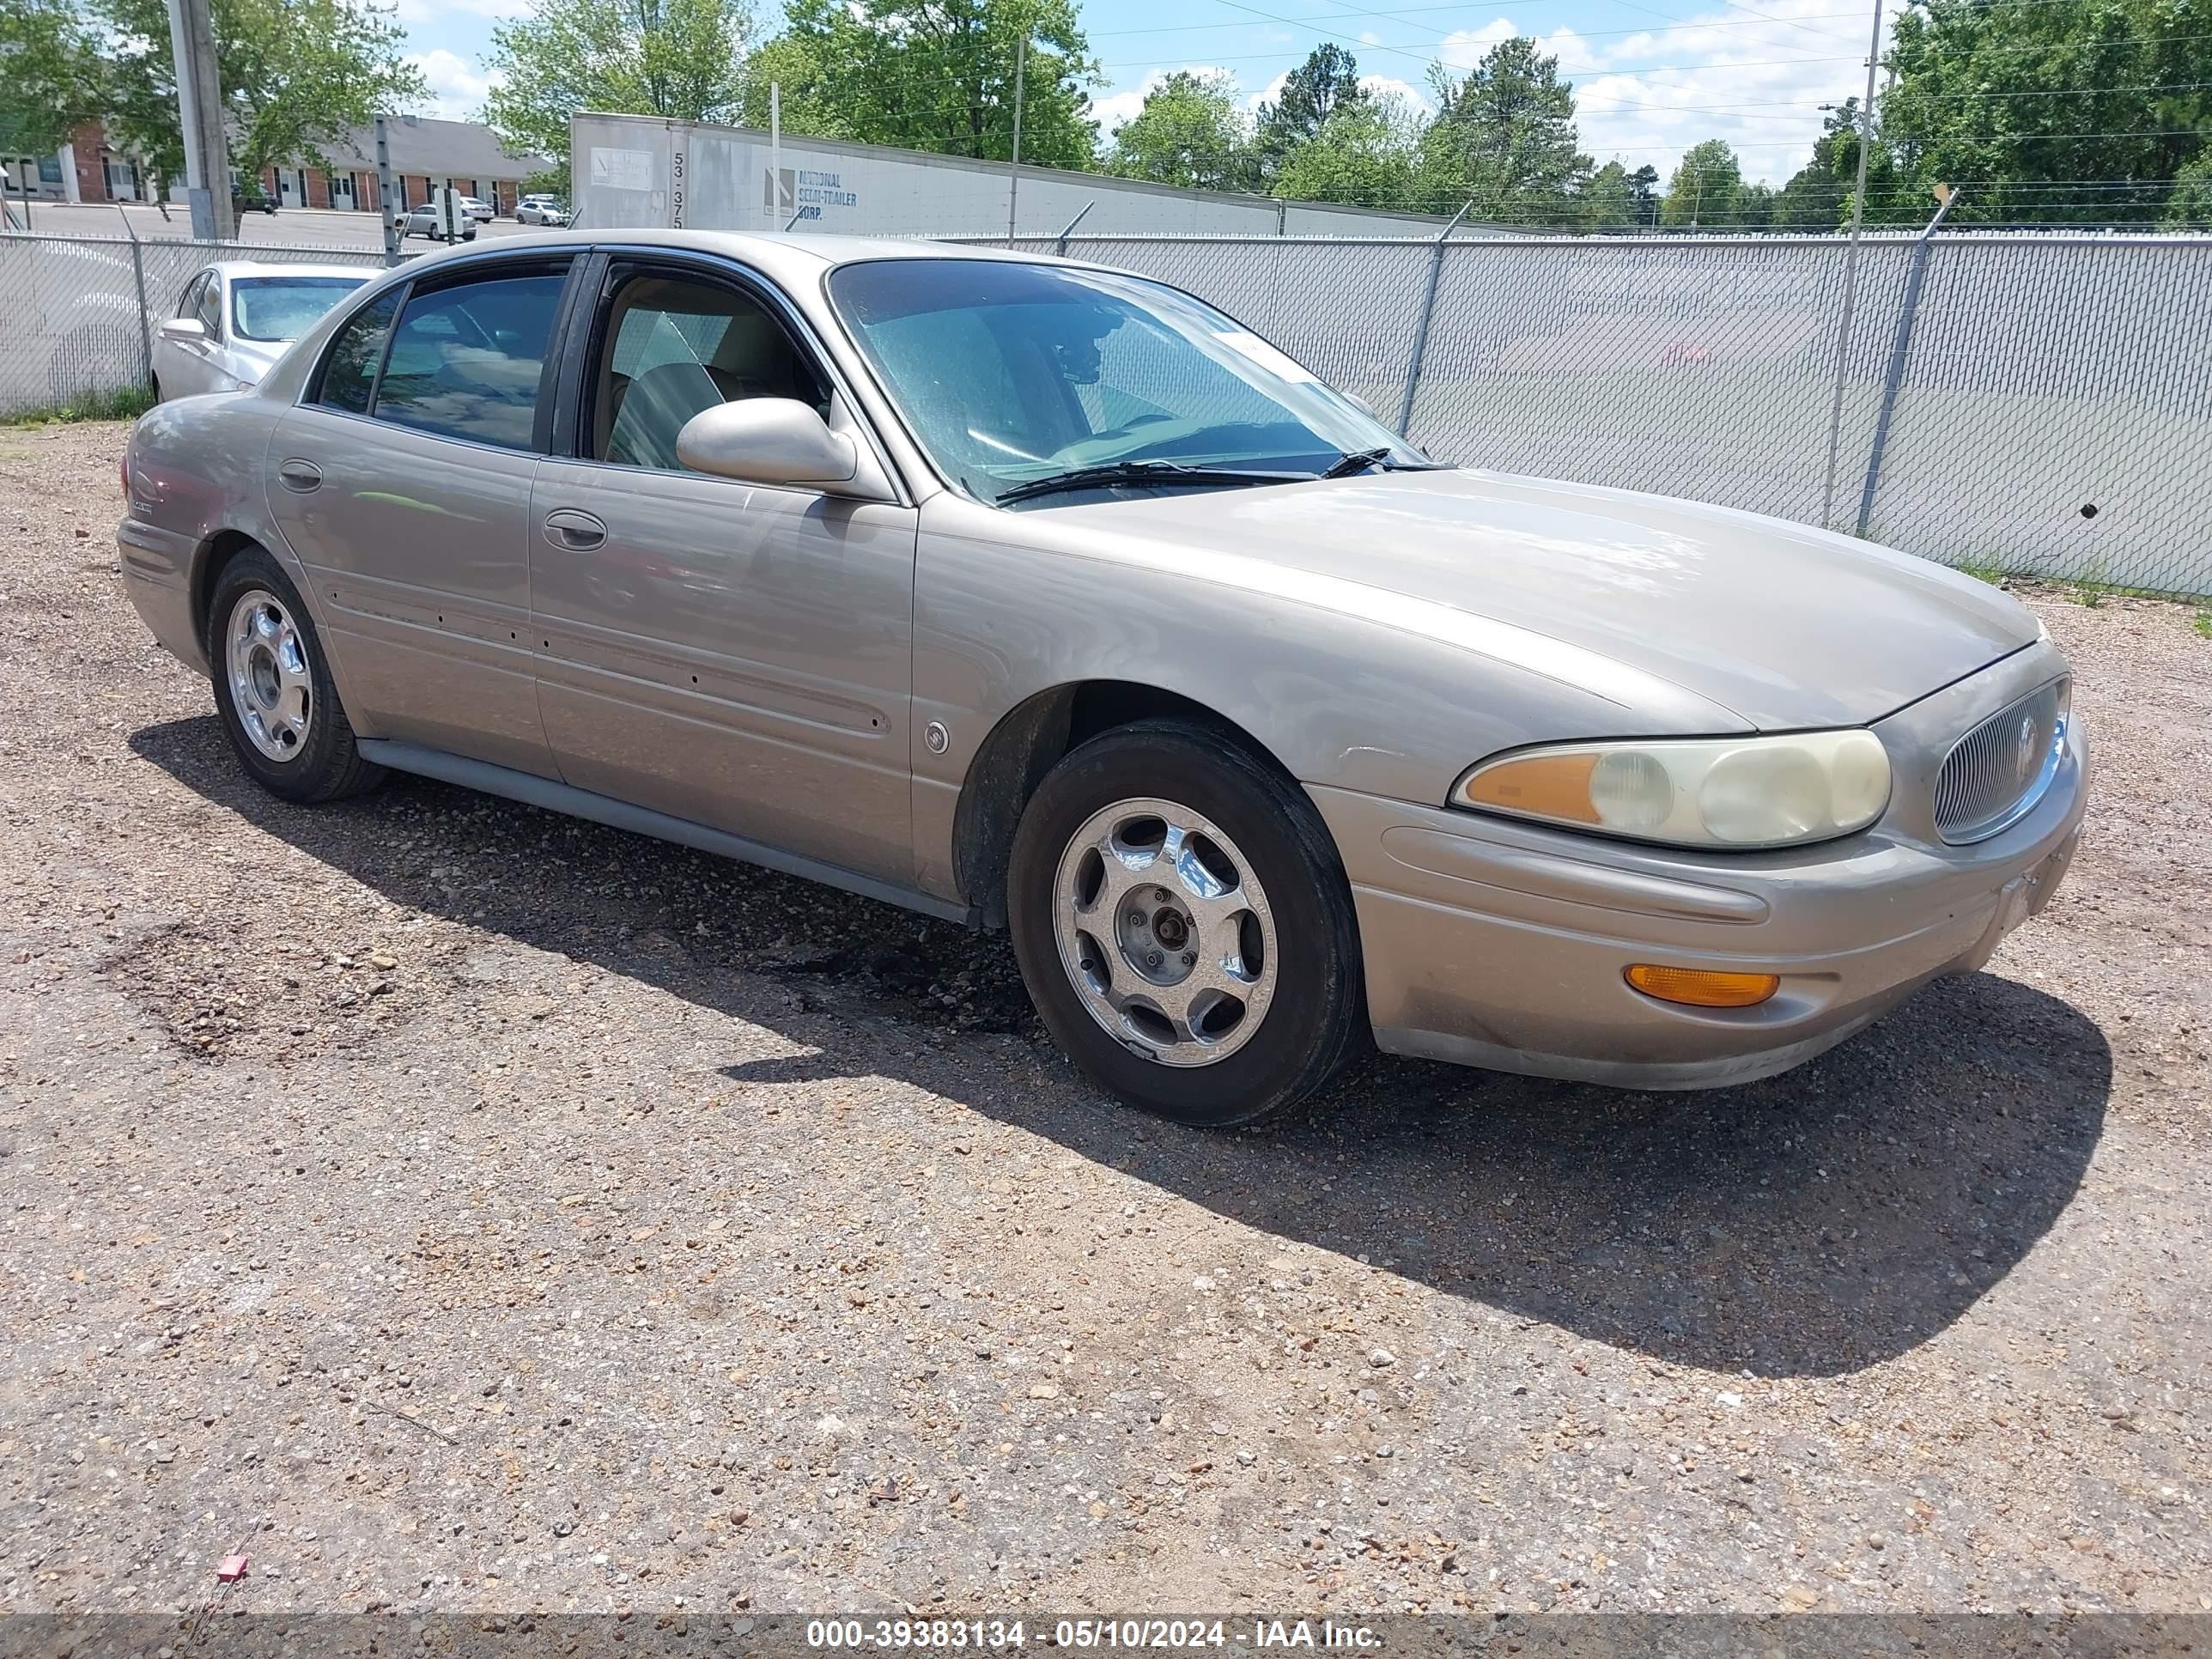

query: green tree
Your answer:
[1420,36,1589,225]
[1659,137,1741,226]
[1627,161,1661,226]
[0,0,106,158]
[1577,157,1634,228]
[2165,150,2212,226]
[1109,70,1250,191]
[1881,0,2212,225]
[1732,179,1776,228]
[486,0,757,177]
[1771,159,1844,229]
[1253,43,1364,179]
[89,0,422,189]
[761,0,1097,167]
[1769,100,1884,229]
[1271,90,1419,208]
[734,32,852,141]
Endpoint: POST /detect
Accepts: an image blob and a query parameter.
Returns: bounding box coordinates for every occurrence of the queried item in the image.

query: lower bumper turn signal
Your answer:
[1626,963,1780,1008]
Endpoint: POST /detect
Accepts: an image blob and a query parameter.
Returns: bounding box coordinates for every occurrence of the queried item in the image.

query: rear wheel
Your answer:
[1008,719,1364,1126]
[204,547,385,803]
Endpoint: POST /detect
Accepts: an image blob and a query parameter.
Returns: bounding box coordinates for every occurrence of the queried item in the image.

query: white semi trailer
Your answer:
[568,111,1493,241]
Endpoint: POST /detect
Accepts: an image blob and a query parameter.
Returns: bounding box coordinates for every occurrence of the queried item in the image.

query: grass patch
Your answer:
[1953,557,2007,586]
[2071,557,2111,609]
[2194,609,2212,641]
[2,384,156,428]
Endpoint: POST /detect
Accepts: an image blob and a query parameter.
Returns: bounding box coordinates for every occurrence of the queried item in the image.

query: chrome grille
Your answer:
[1935,679,2069,843]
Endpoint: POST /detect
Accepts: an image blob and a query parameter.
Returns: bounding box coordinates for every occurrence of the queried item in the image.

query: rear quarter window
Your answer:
[316,289,402,415]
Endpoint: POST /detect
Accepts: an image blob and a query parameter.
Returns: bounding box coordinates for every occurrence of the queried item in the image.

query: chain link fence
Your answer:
[977,229,2212,599]
[3,232,390,414]
[7,227,2209,598]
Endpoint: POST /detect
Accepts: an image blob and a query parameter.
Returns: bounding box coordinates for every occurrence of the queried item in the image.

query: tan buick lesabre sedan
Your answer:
[116,231,2087,1126]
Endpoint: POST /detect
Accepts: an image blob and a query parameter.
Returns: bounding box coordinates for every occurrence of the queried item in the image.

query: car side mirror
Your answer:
[160,318,208,343]
[1342,392,1377,418]
[676,398,860,492]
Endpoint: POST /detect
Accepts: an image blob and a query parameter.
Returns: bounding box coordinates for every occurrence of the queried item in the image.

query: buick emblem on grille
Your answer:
[2015,714,2039,781]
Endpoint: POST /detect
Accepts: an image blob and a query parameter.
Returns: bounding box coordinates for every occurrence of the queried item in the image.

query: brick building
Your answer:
[9,114,549,218]
[256,116,552,217]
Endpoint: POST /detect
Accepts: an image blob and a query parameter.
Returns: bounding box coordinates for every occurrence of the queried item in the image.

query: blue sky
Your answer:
[392,0,1881,185]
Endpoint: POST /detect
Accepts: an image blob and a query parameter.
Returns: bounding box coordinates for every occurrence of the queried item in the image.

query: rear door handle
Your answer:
[276,459,323,493]
[543,508,607,550]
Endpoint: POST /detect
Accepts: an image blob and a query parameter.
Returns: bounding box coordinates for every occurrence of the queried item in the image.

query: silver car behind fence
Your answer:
[151,261,370,401]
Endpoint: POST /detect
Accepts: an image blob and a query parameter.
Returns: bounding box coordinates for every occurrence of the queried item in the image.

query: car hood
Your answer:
[1045,468,2037,731]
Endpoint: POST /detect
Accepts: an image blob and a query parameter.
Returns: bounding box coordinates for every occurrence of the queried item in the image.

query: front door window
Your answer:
[587,270,829,471]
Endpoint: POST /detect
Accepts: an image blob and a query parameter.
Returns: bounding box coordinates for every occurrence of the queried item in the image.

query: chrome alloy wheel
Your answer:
[223,589,312,763]
[1050,798,1279,1067]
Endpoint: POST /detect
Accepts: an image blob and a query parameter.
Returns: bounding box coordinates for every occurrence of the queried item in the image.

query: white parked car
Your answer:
[152,262,371,400]
[515,194,568,226]
[399,203,477,240]
[459,195,495,222]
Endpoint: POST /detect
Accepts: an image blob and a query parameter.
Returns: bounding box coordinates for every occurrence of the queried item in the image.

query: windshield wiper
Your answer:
[1320,447,1393,478]
[1321,446,1456,478]
[995,459,1313,506]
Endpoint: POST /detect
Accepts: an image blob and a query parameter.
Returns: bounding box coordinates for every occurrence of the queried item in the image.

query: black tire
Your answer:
[204,546,386,803]
[1008,718,1365,1127]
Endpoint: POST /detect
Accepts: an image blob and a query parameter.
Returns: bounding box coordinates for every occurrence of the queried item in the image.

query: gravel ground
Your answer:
[2,420,2208,1619]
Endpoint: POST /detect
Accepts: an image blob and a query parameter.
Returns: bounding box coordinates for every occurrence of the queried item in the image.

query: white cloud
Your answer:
[406,48,498,121]
[1359,74,1432,116]
[1094,64,1238,135]
[1437,18,1519,72]
[1357,30,1382,46]
[1432,0,1872,184]
[1244,72,1289,115]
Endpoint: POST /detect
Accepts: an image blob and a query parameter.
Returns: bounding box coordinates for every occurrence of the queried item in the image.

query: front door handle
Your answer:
[276,459,323,493]
[543,508,607,550]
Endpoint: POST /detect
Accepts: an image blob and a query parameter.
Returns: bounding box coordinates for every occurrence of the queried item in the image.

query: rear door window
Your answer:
[194,275,223,337]
[370,270,567,451]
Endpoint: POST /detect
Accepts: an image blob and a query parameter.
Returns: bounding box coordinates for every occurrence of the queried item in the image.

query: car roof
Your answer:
[206,261,380,282]
[416,226,1083,286]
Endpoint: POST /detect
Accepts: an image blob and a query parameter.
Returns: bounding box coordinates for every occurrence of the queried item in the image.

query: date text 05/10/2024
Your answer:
[803,1622,1383,1650]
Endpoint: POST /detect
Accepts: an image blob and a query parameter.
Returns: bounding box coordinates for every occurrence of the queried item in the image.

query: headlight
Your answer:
[1454,730,1892,850]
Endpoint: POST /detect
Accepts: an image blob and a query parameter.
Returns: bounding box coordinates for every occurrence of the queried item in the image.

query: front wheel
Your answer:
[1008,719,1365,1127]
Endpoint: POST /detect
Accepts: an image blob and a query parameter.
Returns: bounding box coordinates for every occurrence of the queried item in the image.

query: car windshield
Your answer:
[826,258,1428,505]
[231,276,368,342]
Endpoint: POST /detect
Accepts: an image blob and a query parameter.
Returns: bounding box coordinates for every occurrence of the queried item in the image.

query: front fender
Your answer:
[911,494,1740,902]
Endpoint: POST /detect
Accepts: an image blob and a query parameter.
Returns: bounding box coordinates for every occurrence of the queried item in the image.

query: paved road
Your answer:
[10,200,545,250]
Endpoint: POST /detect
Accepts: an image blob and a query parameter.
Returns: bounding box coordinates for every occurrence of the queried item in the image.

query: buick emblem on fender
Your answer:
[2016,714,2040,780]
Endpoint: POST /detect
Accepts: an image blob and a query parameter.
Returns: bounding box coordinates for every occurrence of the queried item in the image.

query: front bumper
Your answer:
[1315,645,2089,1091]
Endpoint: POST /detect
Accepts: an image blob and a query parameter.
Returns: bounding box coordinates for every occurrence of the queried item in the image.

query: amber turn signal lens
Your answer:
[1625,964,1780,1008]
[1459,750,1601,823]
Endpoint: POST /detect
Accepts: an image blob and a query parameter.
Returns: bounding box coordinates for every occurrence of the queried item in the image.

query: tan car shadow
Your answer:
[131,714,2112,1381]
